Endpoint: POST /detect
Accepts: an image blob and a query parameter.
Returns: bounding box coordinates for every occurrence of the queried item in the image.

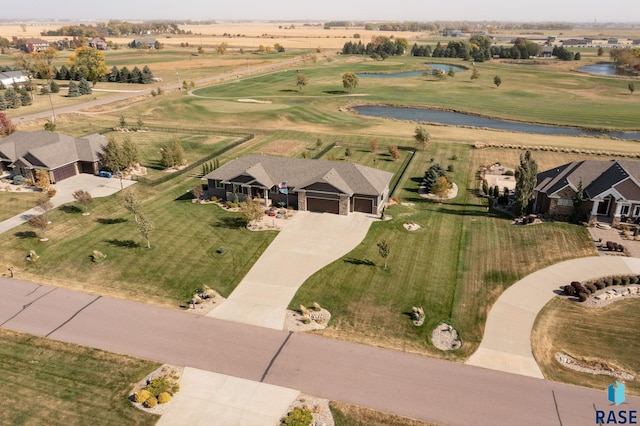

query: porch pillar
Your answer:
[589,200,600,225]
[614,202,623,217]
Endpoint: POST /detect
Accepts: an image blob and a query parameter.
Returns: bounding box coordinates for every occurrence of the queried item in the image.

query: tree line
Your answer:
[341,36,409,59]
[48,64,155,84]
[41,21,183,38]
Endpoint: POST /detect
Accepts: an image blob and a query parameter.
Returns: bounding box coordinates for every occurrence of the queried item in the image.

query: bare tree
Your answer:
[72,190,93,215]
[29,214,49,241]
[124,191,141,222]
[377,239,390,270]
[35,197,54,223]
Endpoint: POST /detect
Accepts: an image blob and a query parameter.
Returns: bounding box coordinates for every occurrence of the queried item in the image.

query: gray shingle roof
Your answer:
[203,154,393,196]
[0,131,105,170]
[536,159,640,199]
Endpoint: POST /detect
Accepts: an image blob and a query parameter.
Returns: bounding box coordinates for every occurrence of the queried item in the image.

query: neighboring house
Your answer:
[534,159,640,225]
[129,38,157,49]
[0,131,105,183]
[0,70,28,87]
[23,38,50,52]
[87,37,108,50]
[203,154,393,216]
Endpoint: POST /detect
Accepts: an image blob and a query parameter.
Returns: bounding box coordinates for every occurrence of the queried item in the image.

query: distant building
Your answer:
[0,70,28,87]
[129,38,157,49]
[23,38,50,53]
[87,37,108,50]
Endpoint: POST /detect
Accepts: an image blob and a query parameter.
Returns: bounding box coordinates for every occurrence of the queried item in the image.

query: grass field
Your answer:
[0,329,159,425]
[0,191,43,221]
[532,297,640,397]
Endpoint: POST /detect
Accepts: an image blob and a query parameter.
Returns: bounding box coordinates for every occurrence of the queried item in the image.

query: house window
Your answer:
[621,204,630,216]
[634,206,640,217]
[214,180,224,189]
[557,199,572,207]
[270,186,279,194]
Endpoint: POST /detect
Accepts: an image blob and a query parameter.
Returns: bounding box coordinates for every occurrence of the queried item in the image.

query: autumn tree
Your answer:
[432,176,453,202]
[471,67,480,81]
[296,73,308,91]
[29,214,49,241]
[0,112,16,135]
[217,42,228,54]
[34,169,51,190]
[138,212,154,249]
[342,72,359,93]
[72,189,93,215]
[32,47,58,83]
[369,139,378,153]
[240,197,264,226]
[414,126,430,150]
[68,46,108,86]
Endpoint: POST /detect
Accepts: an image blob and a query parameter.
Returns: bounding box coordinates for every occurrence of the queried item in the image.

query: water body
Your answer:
[354,105,640,140]
[357,64,465,79]
[578,63,632,76]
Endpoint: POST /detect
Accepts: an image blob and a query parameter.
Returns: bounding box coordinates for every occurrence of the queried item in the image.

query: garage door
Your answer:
[353,197,373,213]
[52,163,77,182]
[307,197,340,214]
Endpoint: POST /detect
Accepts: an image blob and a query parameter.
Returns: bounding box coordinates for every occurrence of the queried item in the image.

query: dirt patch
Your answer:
[256,139,306,155]
[555,352,634,381]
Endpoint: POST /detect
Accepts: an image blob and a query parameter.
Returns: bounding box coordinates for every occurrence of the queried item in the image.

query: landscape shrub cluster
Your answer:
[134,370,180,409]
[605,241,626,252]
[562,274,639,302]
[423,164,445,193]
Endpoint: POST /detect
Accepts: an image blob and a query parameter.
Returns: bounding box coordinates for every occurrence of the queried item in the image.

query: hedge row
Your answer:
[562,274,639,302]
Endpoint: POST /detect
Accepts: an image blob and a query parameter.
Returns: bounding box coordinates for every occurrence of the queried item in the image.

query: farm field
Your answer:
[0,329,158,425]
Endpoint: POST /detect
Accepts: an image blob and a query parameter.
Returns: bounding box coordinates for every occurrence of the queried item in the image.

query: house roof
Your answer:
[0,131,106,170]
[536,159,640,199]
[203,154,393,196]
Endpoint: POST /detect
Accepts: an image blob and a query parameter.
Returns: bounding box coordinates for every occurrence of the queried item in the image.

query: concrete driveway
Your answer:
[209,211,376,329]
[467,256,640,378]
[0,174,136,235]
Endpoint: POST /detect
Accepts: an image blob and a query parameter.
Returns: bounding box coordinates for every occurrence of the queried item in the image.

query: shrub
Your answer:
[605,276,613,287]
[612,277,621,286]
[47,187,57,197]
[594,279,605,290]
[146,376,180,397]
[571,281,586,294]
[158,392,171,404]
[144,396,158,408]
[578,292,588,302]
[447,164,454,172]
[618,244,625,252]
[135,389,151,403]
[282,407,313,426]
[621,276,630,286]
[504,170,515,176]
[629,275,638,284]
[563,284,576,296]
[585,282,597,294]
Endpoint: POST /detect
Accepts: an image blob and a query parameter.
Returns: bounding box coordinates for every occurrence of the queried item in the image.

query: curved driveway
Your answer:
[208,212,375,329]
[467,256,640,378]
[1,277,636,426]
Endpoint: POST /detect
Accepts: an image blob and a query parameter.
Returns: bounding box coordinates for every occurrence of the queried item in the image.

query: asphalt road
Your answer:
[1,277,634,426]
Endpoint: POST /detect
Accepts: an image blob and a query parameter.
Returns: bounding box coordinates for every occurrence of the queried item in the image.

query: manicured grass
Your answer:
[290,143,597,360]
[0,176,277,306]
[532,298,640,396]
[329,400,438,426]
[0,329,159,426]
[0,191,43,221]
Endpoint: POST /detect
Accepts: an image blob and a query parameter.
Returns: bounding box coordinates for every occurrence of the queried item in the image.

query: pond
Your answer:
[357,63,465,78]
[578,63,633,76]
[353,105,640,140]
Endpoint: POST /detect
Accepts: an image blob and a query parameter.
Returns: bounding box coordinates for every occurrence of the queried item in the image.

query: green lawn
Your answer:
[290,143,597,359]
[0,329,159,426]
[532,298,640,396]
[0,191,44,221]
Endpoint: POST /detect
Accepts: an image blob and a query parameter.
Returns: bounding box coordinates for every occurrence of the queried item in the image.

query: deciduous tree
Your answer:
[493,75,502,88]
[35,197,54,223]
[72,189,93,215]
[34,169,51,190]
[471,67,480,81]
[432,176,452,202]
[240,197,264,225]
[296,73,308,91]
[68,46,108,86]
[0,112,16,135]
[414,126,430,150]
[138,212,154,249]
[342,72,359,93]
[377,239,390,270]
[160,137,185,169]
[124,190,141,222]
[629,82,635,94]
[29,214,49,241]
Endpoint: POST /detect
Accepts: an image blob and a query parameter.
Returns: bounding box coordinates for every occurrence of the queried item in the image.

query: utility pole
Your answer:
[47,89,56,123]
[176,70,180,90]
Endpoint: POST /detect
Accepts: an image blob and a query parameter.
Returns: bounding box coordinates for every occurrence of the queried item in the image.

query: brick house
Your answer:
[534,160,640,225]
[203,155,393,215]
[23,38,50,52]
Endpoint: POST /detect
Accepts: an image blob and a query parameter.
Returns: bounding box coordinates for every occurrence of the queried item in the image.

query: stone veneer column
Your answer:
[297,189,307,211]
[339,194,350,216]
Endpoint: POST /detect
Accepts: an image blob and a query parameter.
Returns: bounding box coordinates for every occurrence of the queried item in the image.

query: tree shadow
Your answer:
[279,89,298,93]
[96,217,128,225]
[344,258,375,266]
[146,160,164,171]
[323,90,348,95]
[15,231,37,239]
[174,191,195,202]
[105,239,140,248]
[410,177,423,183]
[60,205,82,214]
[212,217,247,229]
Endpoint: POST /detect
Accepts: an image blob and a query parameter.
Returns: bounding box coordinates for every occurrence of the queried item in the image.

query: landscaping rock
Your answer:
[431,323,461,351]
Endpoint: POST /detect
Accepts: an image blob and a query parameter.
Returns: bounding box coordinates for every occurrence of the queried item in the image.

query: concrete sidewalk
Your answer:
[467,256,640,378]
[209,211,375,329]
[158,368,299,426]
[0,174,135,235]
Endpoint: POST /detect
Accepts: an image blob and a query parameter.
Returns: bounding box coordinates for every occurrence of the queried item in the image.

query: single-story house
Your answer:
[0,70,28,87]
[203,154,394,216]
[534,159,640,225]
[0,131,106,183]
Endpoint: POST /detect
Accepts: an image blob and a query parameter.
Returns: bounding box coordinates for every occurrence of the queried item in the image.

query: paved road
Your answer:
[209,212,375,329]
[1,277,635,426]
[467,256,640,378]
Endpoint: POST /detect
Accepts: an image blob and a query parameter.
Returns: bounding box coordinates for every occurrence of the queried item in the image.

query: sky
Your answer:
[3,0,639,23]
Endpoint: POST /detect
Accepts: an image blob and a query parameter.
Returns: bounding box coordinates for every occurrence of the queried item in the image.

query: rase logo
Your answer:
[595,381,637,425]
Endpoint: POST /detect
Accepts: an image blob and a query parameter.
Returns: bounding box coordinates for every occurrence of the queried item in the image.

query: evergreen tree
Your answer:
[67,80,80,97]
[130,66,142,84]
[108,65,119,82]
[121,136,139,169]
[19,88,32,106]
[571,179,584,224]
[57,64,70,80]
[141,66,154,84]
[102,137,126,172]
[78,78,92,95]
[0,95,6,111]
[514,150,538,216]
[4,87,20,108]
[119,66,130,83]
[49,80,60,93]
